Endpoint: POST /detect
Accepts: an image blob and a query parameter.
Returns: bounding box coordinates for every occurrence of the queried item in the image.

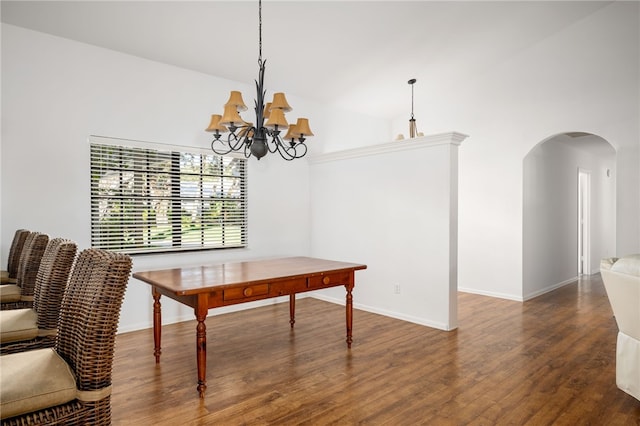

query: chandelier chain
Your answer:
[258,0,262,65]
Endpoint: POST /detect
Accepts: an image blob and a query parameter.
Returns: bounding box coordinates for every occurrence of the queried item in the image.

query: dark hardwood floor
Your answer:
[111,274,640,425]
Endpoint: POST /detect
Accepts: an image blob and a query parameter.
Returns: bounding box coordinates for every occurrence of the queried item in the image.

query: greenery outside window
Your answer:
[90,136,247,254]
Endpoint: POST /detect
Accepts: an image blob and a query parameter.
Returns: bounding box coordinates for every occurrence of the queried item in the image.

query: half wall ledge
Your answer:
[309,131,469,164]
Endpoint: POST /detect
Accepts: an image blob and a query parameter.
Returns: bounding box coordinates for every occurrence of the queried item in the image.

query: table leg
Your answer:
[195,301,208,398]
[289,294,296,328]
[152,287,162,363]
[346,284,353,348]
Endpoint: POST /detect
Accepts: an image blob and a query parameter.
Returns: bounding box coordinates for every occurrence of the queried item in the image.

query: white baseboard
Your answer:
[458,287,523,302]
[310,293,452,331]
[522,276,578,301]
[459,276,579,303]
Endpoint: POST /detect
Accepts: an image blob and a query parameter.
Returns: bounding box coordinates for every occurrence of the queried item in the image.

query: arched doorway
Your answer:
[523,132,616,300]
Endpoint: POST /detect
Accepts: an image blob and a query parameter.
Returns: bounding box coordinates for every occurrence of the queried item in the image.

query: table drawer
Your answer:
[271,277,308,295]
[307,271,351,289]
[223,283,270,301]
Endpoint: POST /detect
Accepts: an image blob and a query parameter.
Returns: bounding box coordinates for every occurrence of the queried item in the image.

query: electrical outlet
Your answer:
[394,284,401,294]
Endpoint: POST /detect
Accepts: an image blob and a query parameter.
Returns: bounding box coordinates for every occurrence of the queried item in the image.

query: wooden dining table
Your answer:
[132,256,367,397]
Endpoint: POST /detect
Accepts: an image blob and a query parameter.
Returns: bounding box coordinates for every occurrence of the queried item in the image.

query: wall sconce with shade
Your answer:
[396,78,423,141]
[408,78,423,139]
[205,0,313,161]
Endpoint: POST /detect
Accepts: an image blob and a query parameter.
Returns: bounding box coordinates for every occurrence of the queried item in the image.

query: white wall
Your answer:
[1,0,638,332]
[391,1,639,300]
[523,136,616,300]
[309,134,464,330]
[0,24,383,332]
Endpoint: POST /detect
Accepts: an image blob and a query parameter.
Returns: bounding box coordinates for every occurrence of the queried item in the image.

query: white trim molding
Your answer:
[309,131,469,164]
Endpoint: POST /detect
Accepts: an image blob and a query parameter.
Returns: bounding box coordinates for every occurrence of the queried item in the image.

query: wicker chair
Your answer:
[0,238,78,354]
[0,248,132,426]
[0,229,29,284]
[0,232,49,310]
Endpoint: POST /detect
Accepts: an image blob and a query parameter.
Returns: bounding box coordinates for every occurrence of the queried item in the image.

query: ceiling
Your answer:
[1,0,613,120]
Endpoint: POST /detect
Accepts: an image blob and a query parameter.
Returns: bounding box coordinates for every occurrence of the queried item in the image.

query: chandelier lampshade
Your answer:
[225,91,248,112]
[206,0,312,160]
[219,104,245,127]
[205,114,229,133]
[265,108,289,129]
[270,93,292,112]
[293,118,314,137]
[283,124,299,141]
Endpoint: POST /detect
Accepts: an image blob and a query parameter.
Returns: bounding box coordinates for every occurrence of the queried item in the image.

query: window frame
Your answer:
[89,135,248,255]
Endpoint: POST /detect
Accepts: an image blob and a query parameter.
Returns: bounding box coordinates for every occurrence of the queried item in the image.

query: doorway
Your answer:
[522,132,615,299]
[578,169,591,275]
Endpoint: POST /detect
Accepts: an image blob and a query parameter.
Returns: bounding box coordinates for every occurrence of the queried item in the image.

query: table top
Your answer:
[132,256,367,296]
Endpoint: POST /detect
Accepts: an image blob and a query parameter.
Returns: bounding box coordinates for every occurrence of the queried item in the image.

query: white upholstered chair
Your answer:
[600,254,640,401]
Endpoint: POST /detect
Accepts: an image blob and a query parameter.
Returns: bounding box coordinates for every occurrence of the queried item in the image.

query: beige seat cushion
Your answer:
[0,284,21,302]
[0,271,17,284]
[0,309,38,343]
[0,348,77,419]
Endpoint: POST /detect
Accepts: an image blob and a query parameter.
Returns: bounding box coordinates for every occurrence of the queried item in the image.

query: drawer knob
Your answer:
[323,276,331,285]
[243,287,253,297]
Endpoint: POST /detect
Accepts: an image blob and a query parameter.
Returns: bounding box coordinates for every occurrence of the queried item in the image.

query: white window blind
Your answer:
[90,138,247,254]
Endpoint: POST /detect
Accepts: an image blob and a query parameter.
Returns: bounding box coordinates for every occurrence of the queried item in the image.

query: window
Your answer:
[90,137,247,254]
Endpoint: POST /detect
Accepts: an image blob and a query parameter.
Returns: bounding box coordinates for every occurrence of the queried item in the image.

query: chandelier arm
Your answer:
[227,132,244,151]
[267,133,287,156]
[211,140,234,156]
[211,130,252,156]
[274,142,295,161]
[282,144,307,161]
[243,139,253,158]
[265,130,280,154]
[211,133,237,155]
[294,142,308,158]
[271,133,293,157]
[270,134,307,161]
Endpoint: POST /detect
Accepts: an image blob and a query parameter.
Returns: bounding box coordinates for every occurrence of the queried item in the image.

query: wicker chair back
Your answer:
[15,232,49,298]
[33,238,78,330]
[56,249,132,392]
[5,229,29,279]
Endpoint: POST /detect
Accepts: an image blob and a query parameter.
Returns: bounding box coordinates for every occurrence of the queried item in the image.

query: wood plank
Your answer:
[111,274,640,424]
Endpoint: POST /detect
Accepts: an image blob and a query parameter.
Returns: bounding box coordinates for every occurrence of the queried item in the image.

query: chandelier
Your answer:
[205,0,313,161]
